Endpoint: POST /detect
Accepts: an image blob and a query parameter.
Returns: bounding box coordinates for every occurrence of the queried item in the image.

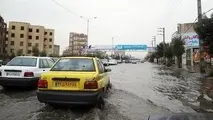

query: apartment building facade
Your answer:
[6,21,54,56]
[0,15,7,56]
[53,44,60,56]
[69,32,87,55]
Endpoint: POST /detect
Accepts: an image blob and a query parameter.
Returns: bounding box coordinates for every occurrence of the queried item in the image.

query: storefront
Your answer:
[182,32,199,66]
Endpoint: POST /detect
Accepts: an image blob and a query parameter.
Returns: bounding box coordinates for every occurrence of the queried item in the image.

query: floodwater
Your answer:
[0,62,213,120]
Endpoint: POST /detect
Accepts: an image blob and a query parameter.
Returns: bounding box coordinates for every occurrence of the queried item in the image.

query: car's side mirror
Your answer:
[105,68,111,72]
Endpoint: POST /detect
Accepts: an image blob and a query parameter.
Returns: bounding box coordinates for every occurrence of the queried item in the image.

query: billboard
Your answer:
[115,45,147,50]
[182,32,199,47]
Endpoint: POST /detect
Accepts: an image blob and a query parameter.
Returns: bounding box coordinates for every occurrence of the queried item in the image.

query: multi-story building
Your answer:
[53,44,60,56]
[69,32,87,55]
[62,46,70,56]
[6,21,54,56]
[0,15,7,56]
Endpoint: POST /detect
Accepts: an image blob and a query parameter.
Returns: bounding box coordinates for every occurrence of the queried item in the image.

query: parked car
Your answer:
[124,60,131,63]
[37,57,111,107]
[131,60,137,64]
[108,59,118,65]
[101,59,109,66]
[116,59,122,64]
[0,56,54,88]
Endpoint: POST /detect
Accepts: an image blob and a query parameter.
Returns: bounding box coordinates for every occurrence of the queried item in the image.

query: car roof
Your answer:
[15,56,52,59]
[60,56,98,59]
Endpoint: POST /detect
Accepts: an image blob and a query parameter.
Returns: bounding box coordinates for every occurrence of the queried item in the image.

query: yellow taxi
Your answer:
[36,57,111,106]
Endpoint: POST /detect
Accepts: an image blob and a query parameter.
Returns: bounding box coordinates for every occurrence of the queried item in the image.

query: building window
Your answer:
[20,34,24,38]
[36,29,39,33]
[29,28,32,32]
[10,49,14,53]
[11,41,14,45]
[50,32,52,35]
[5,38,8,41]
[49,45,52,48]
[28,35,32,39]
[28,43,32,47]
[12,26,15,30]
[44,45,47,48]
[35,43,39,47]
[45,32,47,35]
[36,36,39,40]
[44,38,47,41]
[49,38,52,42]
[11,33,15,37]
[21,26,24,30]
[28,50,31,54]
[20,41,23,46]
[6,31,8,34]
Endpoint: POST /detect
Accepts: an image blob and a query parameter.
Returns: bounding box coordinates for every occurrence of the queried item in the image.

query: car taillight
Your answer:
[38,79,48,88]
[24,72,34,77]
[84,81,98,89]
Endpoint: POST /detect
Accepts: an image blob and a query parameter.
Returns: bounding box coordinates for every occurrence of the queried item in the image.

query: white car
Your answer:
[0,56,54,88]
[109,59,118,65]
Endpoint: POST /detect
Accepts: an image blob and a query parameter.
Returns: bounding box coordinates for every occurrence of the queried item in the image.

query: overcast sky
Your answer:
[0,0,213,58]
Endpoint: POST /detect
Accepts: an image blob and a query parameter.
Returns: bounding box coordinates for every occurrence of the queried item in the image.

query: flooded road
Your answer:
[0,62,213,120]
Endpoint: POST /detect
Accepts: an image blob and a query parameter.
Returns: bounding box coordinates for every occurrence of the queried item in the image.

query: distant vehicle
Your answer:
[131,60,137,64]
[116,59,122,64]
[101,59,109,66]
[37,57,112,107]
[0,56,54,88]
[124,60,131,63]
[109,59,117,65]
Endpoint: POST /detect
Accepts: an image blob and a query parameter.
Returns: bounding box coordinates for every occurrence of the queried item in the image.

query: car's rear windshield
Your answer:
[50,58,96,72]
[6,57,37,67]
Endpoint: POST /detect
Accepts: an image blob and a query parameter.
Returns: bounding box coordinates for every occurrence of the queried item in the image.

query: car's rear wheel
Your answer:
[96,90,105,109]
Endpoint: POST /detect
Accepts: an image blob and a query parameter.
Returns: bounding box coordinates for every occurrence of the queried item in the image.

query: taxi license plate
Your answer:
[54,81,77,88]
[6,72,21,76]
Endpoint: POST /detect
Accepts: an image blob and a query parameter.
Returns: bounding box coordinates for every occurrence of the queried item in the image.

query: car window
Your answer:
[97,60,104,73]
[41,59,49,68]
[39,59,45,68]
[46,59,54,68]
[6,57,37,67]
[51,58,95,71]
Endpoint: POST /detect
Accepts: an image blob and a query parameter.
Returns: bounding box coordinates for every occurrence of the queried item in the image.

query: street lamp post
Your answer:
[80,16,97,46]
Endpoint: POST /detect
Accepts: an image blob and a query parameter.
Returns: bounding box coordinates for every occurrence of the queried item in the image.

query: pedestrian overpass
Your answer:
[84,45,156,52]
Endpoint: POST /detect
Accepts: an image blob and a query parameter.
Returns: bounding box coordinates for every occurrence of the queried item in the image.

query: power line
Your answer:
[50,0,112,42]
[181,7,213,36]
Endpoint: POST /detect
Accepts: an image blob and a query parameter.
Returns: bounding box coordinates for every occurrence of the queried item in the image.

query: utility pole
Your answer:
[111,37,114,55]
[197,0,205,73]
[158,28,166,60]
[152,36,156,47]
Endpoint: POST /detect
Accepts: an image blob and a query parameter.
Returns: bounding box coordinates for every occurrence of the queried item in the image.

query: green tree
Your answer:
[40,50,47,57]
[171,37,185,68]
[16,49,23,56]
[194,14,213,57]
[32,45,39,56]
[165,43,173,66]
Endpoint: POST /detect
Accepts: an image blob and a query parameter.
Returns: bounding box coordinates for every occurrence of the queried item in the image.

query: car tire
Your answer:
[96,90,105,109]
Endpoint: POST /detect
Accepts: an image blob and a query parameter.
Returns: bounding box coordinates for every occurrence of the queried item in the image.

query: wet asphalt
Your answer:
[0,62,213,120]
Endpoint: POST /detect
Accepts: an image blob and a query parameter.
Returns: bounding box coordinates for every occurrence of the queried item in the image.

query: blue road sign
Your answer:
[115,45,147,50]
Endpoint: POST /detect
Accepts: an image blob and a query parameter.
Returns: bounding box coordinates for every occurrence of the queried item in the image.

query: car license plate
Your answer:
[54,81,77,88]
[6,72,21,76]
